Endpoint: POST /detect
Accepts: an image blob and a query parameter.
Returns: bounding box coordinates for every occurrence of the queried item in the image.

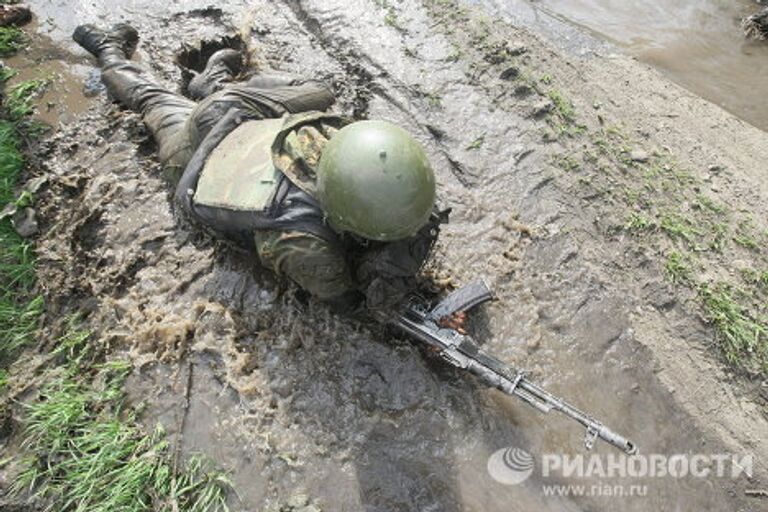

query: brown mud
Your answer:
[2,0,768,511]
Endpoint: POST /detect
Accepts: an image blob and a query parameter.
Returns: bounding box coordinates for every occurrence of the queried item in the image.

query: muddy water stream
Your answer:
[481,0,768,132]
[14,0,759,510]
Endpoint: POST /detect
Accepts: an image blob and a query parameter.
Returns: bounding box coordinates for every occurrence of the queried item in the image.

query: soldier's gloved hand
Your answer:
[364,276,414,324]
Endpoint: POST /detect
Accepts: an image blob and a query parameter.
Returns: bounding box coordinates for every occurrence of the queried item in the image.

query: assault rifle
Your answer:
[395,279,637,454]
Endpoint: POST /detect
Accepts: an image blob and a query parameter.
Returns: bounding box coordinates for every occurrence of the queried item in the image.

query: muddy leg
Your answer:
[184,79,336,148]
[100,59,196,171]
[187,49,244,100]
[74,24,196,173]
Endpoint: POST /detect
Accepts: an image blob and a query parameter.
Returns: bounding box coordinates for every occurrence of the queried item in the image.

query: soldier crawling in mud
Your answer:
[72,23,452,322]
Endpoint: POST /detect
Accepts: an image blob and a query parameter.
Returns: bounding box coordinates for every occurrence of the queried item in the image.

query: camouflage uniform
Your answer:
[90,40,440,314]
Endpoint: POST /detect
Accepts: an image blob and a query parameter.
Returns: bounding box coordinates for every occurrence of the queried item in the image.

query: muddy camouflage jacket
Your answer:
[175,95,440,314]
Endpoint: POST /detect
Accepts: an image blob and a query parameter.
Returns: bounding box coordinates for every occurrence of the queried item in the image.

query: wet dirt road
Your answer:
[17,0,767,510]
[479,0,768,132]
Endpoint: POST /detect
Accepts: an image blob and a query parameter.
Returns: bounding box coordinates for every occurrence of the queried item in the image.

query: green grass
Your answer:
[733,221,760,252]
[0,119,43,365]
[0,26,25,57]
[664,251,692,283]
[708,222,729,252]
[739,268,768,289]
[0,65,17,82]
[623,212,655,233]
[0,74,50,365]
[12,327,233,512]
[659,212,701,243]
[384,10,400,28]
[699,284,768,375]
[547,90,575,122]
[734,234,760,251]
[466,134,485,151]
[694,194,727,215]
[0,121,23,203]
[0,57,233,509]
[740,268,762,285]
[5,78,50,120]
[554,153,580,172]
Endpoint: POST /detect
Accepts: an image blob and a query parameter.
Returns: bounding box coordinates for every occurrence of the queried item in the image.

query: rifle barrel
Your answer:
[395,311,637,455]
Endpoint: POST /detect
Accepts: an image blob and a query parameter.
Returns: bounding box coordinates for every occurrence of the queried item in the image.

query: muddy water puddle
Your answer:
[481,0,768,132]
[4,20,93,127]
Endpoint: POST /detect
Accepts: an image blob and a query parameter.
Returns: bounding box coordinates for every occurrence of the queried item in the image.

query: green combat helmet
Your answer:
[317,120,436,241]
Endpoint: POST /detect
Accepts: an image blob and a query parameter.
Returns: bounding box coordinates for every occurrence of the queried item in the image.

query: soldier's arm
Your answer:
[355,211,443,318]
[254,229,362,311]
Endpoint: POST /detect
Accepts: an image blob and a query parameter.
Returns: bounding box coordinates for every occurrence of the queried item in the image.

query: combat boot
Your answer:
[73,23,139,60]
[188,48,244,99]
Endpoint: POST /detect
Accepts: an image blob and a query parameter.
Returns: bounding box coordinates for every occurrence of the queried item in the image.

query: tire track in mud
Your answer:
[281,0,376,119]
[280,0,480,188]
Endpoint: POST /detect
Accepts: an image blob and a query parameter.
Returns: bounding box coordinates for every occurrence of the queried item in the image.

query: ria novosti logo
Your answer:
[487,446,753,486]
[487,447,535,485]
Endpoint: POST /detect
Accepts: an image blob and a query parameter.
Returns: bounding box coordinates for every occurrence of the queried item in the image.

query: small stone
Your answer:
[531,99,554,118]
[13,207,38,238]
[505,41,528,56]
[630,150,650,163]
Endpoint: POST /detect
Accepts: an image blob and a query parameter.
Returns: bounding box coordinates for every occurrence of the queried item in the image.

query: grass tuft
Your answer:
[0,26,25,56]
[699,284,768,375]
[664,251,692,283]
[547,90,575,122]
[0,110,44,365]
[659,212,701,243]
[13,327,233,512]
[554,153,580,172]
[623,212,655,233]
[465,133,485,151]
[732,221,760,252]
[694,194,726,215]
[5,78,50,120]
